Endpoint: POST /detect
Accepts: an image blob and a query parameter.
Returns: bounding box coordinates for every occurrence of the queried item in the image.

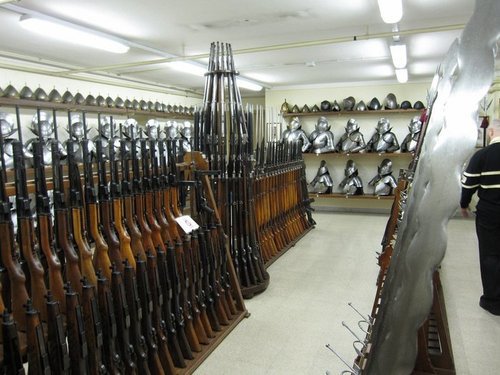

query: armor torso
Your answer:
[401,133,420,153]
[337,131,365,153]
[311,131,335,154]
[340,176,363,195]
[24,138,66,166]
[369,174,398,196]
[284,129,311,152]
[368,132,399,153]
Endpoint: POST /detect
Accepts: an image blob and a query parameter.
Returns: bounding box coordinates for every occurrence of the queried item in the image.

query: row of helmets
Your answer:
[308,158,397,196]
[0,110,192,168]
[281,94,425,113]
[0,83,195,115]
[283,115,423,154]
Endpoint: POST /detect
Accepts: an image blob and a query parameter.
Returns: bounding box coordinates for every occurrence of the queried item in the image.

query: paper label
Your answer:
[174,215,199,234]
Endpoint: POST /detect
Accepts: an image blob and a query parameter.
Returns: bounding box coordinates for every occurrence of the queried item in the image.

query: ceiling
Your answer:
[0,0,496,98]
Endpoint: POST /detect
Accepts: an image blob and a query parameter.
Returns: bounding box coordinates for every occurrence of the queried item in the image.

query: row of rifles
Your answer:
[194,42,315,296]
[0,107,242,374]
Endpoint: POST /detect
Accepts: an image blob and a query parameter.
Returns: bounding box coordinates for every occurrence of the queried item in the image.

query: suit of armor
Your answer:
[366,118,400,153]
[64,114,96,163]
[281,116,311,153]
[309,116,335,154]
[24,111,66,166]
[339,159,363,195]
[401,116,423,153]
[308,160,333,194]
[368,158,398,196]
[335,119,366,153]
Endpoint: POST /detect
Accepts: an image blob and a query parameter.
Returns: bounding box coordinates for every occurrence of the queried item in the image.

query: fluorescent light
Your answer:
[395,68,408,83]
[237,77,263,91]
[0,0,19,4]
[377,0,403,24]
[168,61,206,76]
[19,15,129,54]
[390,43,407,69]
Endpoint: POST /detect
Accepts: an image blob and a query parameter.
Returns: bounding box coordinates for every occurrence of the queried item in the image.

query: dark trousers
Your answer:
[476,209,500,312]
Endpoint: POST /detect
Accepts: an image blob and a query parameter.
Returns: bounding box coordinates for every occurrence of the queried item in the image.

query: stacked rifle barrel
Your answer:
[0,107,245,374]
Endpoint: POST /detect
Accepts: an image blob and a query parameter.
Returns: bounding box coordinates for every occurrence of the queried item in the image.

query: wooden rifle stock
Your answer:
[87,201,112,282]
[1,310,25,374]
[65,283,89,375]
[99,201,123,274]
[112,197,136,270]
[45,291,70,374]
[70,208,97,287]
[25,299,51,374]
[123,194,146,261]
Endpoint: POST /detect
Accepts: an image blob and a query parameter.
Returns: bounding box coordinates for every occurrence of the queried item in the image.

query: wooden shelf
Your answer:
[0,97,193,120]
[282,109,423,118]
[302,151,413,158]
[309,193,394,200]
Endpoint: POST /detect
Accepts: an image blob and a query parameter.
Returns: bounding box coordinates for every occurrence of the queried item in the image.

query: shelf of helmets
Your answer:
[284,109,422,208]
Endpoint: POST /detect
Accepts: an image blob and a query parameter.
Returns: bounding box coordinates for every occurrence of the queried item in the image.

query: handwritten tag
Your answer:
[174,215,199,234]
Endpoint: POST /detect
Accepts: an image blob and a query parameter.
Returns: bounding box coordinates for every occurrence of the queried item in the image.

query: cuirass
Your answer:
[372,132,395,152]
[2,141,14,169]
[317,173,333,187]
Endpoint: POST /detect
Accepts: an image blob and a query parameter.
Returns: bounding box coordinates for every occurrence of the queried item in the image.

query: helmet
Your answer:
[105,96,115,107]
[400,100,412,109]
[155,101,163,112]
[30,111,53,138]
[290,116,301,131]
[145,119,160,139]
[180,121,192,138]
[320,100,331,111]
[96,95,106,107]
[132,99,140,110]
[345,159,358,177]
[343,96,356,111]
[68,114,84,139]
[85,94,96,106]
[34,87,48,101]
[414,100,425,110]
[165,121,179,139]
[99,116,114,138]
[115,97,125,108]
[124,99,133,109]
[20,86,34,100]
[368,97,381,110]
[384,93,398,110]
[74,92,85,105]
[356,100,367,111]
[49,89,62,103]
[291,104,300,113]
[301,104,310,113]
[378,158,393,175]
[280,100,290,113]
[311,104,320,112]
[377,118,391,134]
[62,90,74,104]
[122,118,138,139]
[331,100,341,112]
[140,100,148,111]
[408,116,422,133]
[316,116,330,132]
[2,84,19,98]
[148,101,155,111]
[0,112,16,137]
[345,118,359,134]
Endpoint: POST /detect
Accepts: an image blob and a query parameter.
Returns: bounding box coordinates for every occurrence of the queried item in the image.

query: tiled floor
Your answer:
[194,212,500,374]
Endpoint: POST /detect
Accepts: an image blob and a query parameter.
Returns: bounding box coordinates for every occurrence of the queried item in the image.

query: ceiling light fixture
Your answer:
[377,0,403,24]
[395,68,408,83]
[390,43,407,69]
[236,77,263,92]
[19,15,129,54]
[0,0,19,4]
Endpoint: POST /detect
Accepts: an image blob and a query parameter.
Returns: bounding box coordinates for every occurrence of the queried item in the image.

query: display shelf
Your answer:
[282,109,423,118]
[0,97,193,120]
[309,193,394,200]
[302,151,413,158]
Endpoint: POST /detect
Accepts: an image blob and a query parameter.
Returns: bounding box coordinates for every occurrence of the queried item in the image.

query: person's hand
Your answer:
[461,207,471,218]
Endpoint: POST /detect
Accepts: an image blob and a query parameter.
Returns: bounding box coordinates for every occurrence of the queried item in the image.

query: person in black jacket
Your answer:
[460,119,500,315]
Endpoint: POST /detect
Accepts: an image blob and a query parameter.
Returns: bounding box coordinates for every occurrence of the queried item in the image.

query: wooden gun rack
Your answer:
[365,176,455,374]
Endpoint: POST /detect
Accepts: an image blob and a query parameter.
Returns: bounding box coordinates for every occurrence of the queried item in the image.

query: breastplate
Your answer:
[2,141,15,169]
[374,180,393,196]
[373,133,394,152]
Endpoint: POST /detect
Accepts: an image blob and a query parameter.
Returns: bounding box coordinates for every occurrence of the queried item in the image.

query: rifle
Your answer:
[82,114,112,282]
[65,282,89,374]
[13,139,48,322]
[45,291,70,374]
[146,251,176,374]
[96,135,122,276]
[109,132,135,270]
[1,310,25,374]
[0,126,29,331]
[135,256,169,372]
[80,277,106,374]
[96,270,123,374]
[33,138,65,309]
[66,119,97,287]
[120,138,146,261]
[122,260,151,375]
[131,138,155,258]
[110,264,137,374]
[51,114,83,297]
[24,299,51,374]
